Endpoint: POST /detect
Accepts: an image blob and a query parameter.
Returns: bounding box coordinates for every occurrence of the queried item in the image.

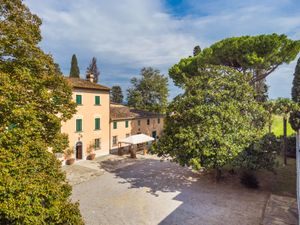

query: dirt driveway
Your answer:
[65,155,270,225]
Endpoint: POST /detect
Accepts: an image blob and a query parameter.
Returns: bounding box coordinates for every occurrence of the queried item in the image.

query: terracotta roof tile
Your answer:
[110,105,164,120]
[66,77,110,91]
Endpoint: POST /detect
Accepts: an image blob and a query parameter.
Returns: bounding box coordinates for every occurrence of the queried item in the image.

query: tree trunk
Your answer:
[268,120,272,133]
[283,117,287,165]
[215,168,222,182]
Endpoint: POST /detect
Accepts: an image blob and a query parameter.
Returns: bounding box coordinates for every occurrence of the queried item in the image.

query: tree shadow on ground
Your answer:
[99,157,203,196]
[98,157,269,225]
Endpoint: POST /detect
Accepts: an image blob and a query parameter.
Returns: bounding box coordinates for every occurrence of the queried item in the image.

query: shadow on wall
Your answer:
[98,158,268,225]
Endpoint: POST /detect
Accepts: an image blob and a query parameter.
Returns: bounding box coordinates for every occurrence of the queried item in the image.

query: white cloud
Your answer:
[24,0,300,99]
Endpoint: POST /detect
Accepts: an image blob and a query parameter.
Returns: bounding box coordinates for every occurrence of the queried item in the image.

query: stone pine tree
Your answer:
[111,86,124,103]
[193,45,201,56]
[170,34,300,101]
[86,57,100,83]
[152,65,265,181]
[127,67,168,113]
[69,54,80,78]
[0,0,83,224]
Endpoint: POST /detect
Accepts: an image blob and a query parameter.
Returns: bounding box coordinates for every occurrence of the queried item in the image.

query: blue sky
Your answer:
[24,0,300,100]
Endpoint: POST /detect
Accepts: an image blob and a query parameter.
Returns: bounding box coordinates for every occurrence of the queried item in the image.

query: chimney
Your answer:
[86,73,94,83]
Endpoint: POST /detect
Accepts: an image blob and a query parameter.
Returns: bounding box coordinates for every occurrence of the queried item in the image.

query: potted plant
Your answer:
[65,147,75,165]
[86,144,96,160]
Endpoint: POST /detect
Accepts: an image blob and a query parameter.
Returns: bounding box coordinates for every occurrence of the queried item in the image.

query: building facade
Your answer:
[61,78,111,160]
[60,78,164,162]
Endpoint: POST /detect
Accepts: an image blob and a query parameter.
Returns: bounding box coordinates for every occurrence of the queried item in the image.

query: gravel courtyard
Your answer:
[64,155,272,225]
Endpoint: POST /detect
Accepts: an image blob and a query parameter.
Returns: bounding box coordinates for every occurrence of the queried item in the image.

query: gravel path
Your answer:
[67,155,269,225]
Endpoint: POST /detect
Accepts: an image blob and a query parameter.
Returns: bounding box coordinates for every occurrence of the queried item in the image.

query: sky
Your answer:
[24,0,300,100]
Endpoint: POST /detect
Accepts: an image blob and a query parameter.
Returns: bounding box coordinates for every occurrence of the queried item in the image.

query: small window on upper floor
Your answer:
[147,119,150,125]
[95,96,101,105]
[125,120,129,128]
[95,118,101,130]
[76,119,82,132]
[113,136,118,146]
[113,121,117,129]
[158,118,160,124]
[138,120,141,126]
[76,95,82,105]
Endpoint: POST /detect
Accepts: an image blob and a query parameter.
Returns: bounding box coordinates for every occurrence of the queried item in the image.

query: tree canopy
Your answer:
[152,65,266,178]
[170,34,300,88]
[111,85,124,103]
[193,45,201,56]
[69,54,80,78]
[86,57,100,83]
[127,67,168,113]
[0,0,83,223]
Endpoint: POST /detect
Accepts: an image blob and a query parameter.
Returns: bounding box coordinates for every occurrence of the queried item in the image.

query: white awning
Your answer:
[119,134,155,145]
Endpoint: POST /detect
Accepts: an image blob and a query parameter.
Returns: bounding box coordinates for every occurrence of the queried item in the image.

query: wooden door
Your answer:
[76,142,83,160]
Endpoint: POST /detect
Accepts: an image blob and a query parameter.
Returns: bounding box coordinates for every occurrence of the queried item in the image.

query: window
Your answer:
[76,119,82,132]
[95,138,101,150]
[113,136,118,146]
[147,119,150,125]
[158,118,160,124]
[125,120,129,128]
[138,120,141,126]
[113,121,117,129]
[126,133,130,138]
[95,118,100,130]
[76,95,82,105]
[95,96,101,105]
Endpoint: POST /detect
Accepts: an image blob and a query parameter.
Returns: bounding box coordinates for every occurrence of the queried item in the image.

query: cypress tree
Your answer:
[86,57,100,83]
[69,54,80,78]
[290,57,300,130]
[193,45,201,56]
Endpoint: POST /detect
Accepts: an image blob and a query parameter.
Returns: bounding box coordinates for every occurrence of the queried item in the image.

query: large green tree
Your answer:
[0,0,83,224]
[111,85,123,103]
[152,65,266,180]
[170,34,300,100]
[86,56,100,83]
[69,54,80,78]
[127,67,168,113]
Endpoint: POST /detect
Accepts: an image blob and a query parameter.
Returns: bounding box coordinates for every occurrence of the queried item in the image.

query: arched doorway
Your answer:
[76,142,83,160]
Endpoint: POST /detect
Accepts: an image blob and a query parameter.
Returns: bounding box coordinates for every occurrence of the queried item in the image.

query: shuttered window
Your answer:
[113,121,117,129]
[125,120,129,128]
[76,95,82,105]
[95,118,100,130]
[76,119,82,132]
[95,96,100,105]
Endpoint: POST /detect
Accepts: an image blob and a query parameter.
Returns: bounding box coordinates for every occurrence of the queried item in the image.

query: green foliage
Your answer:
[290,57,300,130]
[233,133,279,171]
[170,34,300,88]
[0,0,83,224]
[152,65,266,172]
[69,54,80,78]
[86,57,100,83]
[127,67,168,113]
[193,45,201,56]
[111,85,124,103]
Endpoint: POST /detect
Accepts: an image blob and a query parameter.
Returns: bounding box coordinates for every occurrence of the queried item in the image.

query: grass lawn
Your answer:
[271,115,295,137]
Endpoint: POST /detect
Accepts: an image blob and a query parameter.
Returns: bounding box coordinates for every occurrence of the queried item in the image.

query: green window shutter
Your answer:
[76,119,82,132]
[125,120,129,128]
[95,96,100,105]
[113,121,117,129]
[76,95,82,105]
[95,118,100,130]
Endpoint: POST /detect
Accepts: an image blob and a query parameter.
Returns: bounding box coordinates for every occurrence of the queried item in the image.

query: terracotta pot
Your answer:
[87,153,96,160]
[66,158,75,165]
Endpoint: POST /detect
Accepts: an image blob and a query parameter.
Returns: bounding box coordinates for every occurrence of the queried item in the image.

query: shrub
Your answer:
[240,172,259,189]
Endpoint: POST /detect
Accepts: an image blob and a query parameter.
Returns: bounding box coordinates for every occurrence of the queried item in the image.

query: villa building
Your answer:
[60,77,164,162]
